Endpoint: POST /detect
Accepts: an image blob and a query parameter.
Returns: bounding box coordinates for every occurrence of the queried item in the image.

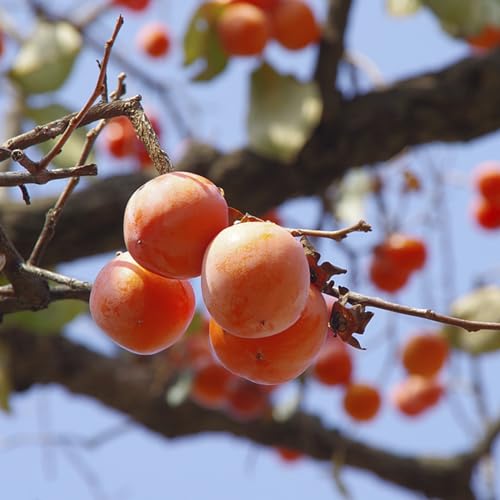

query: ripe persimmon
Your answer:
[202,221,310,338]
[89,252,195,354]
[474,162,500,205]
[343,383,381,422]
[391,376,444,417]
[136,23,171,58]
[190,361,236,409]
[217,3,270,56]
[124,171,228,279]
[270,0,320,50]
[402,332,449,378]
[312,336,352,386]
[226,379,269,420]
[209,285,328,384]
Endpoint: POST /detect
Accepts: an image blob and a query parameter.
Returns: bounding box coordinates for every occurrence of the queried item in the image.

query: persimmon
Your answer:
[217,3,271,56]
[209,285,328,385]
[103,116,136,158]
[136,23,171,58]
[226,379,269,420]
[113,0,150,11]
[312,336,352,386]
[89,252,195,355]
[124,171,228,279]
[190,361,236,409]
[402,332,449,378]
[369,255,410,293]
[202,221,310,338]
[231,0,281,11]
[343,383,381,422]
[472,198,500,229]
[474,162,500,205]
[270,0,320,50]
[391,376,444,417]
[276,447,302,462]
[375,234,427,272]
[467,26,500,50]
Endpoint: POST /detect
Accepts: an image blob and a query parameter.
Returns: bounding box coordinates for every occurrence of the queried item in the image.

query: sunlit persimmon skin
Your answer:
[402,332,449,378]
[270,0,320,50]
[202,221,310,338]
[190,362,236,409]
[343,383,381,422]
[209,285,328,384]
[124,172,228,279]
[391,376,444,417]
[226,379,269,420]
[217,3,271,56]
[89,252,195,355]
[312,336,352,386]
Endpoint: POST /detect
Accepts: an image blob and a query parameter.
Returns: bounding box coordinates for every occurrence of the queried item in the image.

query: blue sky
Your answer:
[2,1,500,499]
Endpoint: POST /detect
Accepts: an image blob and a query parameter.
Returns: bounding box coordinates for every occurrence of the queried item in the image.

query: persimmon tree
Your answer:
[2,1,500,499]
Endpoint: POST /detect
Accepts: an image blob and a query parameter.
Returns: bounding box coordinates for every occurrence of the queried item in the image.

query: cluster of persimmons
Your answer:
[89,169,450,429]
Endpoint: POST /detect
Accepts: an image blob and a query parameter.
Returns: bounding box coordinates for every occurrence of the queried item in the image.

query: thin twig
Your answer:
[326,286,500,332]
[28,76,127,266]
[0,164,97,187]
[287,220,371,241]
[36,15,124,170]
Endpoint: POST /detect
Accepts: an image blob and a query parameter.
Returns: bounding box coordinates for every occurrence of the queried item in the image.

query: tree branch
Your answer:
[3,328,477,500]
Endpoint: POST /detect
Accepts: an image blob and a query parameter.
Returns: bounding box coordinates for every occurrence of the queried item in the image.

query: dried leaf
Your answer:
[301,236,346,291]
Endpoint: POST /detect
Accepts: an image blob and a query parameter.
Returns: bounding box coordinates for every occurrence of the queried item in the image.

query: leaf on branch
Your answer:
[2,299,88,336]
[333,169,372,225]
[183,3,229,81]
[0,344,11,413]
[301,236,346,291]
[329,291,373,350]
[248,63,322,163]
[25,104,94,168]
[441,286,500,355]
[386,0,421,16]
[165,372,193,407]
[9,21,82,94]
[421,0,500,37]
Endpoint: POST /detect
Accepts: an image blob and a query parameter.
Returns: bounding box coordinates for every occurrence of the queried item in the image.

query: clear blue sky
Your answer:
[2,1,500,499]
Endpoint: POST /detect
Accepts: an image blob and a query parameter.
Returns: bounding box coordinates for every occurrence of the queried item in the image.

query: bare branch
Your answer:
[314,0,353,119]
[3,329,477,500]
[287,219,371,241]
[326,286,500,332]
[36,16,124,170]
[0,164,97,187]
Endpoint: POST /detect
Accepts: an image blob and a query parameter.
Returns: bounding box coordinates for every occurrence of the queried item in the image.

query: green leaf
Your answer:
[9,21,82,94]
[334,169,372,225]
[441,286,500,355]
[421,0,500,36]
[165,372,193,407]
[25,104,94,168]
[2,300,88,336]
[248,63,322,163]
[387,0,421,16]
[183,3,229,81]
[0,345,10,413]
